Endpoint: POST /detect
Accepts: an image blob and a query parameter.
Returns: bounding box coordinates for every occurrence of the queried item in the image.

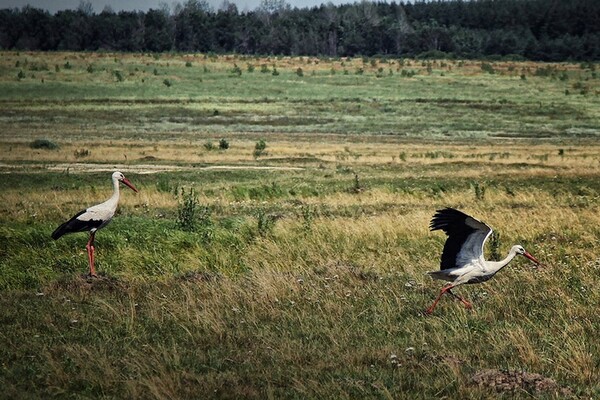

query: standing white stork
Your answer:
[425,207,541,314]
[51,171,138,277]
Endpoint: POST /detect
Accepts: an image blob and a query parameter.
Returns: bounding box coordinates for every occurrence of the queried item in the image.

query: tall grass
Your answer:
[1,155,599,398]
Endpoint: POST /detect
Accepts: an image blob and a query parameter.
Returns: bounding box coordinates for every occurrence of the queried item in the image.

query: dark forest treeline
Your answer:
[1,0,599,61]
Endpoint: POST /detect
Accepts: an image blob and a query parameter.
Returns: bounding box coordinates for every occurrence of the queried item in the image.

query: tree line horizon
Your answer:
[1,0,598,61]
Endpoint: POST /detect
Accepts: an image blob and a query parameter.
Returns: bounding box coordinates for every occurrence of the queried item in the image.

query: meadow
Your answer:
[0,51,599,399]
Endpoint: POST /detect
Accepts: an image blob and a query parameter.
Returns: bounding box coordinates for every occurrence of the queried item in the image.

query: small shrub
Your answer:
[185,61,192,67]
[296,67,304,77]
[480,62,495,74]
[301,205,314,232]
[177,188,199,232]
[350,173,363,194]
[255,139,266,151]
[17,70,25,80]
[247,63,255,73]
[253,139,267,158]
[114,70,124,82]
[86,64,94,73]
[558,148,565,157]
[219,138,229,150]
[74,149,91,158]
[153,68,158,75]
[30,139,59,150]
[260,64,270,73]
[63,61,72,69]
[473,182,485,200]
[163,79,172,87]
[256,209,277,237]
[272,67,279,76]
[231,64,242,76]
[203,141,215,151]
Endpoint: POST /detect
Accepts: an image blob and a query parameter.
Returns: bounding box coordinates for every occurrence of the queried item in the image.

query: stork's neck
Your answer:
[106,176,121,207]
[485,247,518,274]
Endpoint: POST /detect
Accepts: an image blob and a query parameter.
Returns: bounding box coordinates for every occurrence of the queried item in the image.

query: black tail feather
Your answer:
[51,221,70,240]
[51,209,97,240]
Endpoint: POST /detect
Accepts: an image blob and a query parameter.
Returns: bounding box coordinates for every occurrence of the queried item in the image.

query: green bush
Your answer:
[253,139,267,158]
[29,139,59,150]
[176,188,214,240]
[177,189,199,232]
[219,138,230,150]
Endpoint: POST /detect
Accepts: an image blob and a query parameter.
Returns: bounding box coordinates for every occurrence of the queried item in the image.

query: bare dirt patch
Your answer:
[471,369,573,397]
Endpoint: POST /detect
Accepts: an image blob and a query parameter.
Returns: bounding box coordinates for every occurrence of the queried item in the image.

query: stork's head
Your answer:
[513,245,541,265]
[112,171,138,193]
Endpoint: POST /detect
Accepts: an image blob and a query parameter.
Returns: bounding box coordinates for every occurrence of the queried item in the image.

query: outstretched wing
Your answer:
[430,208,492,270]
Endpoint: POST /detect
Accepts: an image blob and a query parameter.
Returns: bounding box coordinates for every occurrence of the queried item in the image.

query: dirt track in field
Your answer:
[0,162,304,174]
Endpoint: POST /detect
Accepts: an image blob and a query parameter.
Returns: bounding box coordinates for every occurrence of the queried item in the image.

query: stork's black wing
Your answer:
[430,208,492,270]
[51,209,103,239]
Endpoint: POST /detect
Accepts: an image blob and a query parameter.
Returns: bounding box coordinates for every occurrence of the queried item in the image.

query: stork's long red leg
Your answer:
[447,289,472,309]
[86,231,97,277]
[425,284,454,314]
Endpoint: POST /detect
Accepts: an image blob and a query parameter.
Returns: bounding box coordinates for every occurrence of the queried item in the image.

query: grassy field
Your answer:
[1,52,599,399]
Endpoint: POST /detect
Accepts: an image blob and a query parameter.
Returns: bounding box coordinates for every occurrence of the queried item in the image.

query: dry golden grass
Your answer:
[3,137,600,167]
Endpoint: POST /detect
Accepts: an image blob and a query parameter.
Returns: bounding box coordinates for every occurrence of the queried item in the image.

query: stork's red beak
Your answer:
[524,251,541,266]
[121,178,139,193]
